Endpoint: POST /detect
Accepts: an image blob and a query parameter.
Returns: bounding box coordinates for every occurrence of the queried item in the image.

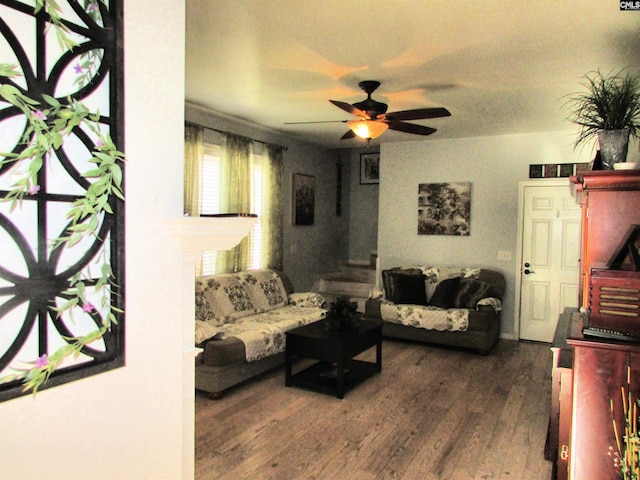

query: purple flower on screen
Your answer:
[35,355,48,368]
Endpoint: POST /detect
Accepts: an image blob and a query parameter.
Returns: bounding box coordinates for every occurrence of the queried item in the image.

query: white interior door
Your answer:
[518,182,581,342]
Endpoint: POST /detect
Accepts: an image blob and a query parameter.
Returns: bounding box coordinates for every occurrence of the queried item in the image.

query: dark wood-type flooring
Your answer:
[195,339,553,480]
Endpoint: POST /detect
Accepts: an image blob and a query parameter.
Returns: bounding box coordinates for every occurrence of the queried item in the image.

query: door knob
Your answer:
[524,262,530,267]
[524,269,535,275]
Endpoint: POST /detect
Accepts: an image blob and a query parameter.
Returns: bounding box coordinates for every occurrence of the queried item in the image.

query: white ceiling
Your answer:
[185,0,640,149]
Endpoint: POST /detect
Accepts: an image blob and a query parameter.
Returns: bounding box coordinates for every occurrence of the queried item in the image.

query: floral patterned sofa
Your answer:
[365,266,505,354]
[194,269,326,398]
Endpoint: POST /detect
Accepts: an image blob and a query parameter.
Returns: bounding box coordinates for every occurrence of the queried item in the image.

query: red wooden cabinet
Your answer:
[566,339,640,479]
[570,170,640,307]
[556,171,640,479]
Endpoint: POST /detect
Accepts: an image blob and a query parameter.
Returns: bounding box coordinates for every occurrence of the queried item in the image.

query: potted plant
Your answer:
[325,296,361,331]
[565,69,640,169]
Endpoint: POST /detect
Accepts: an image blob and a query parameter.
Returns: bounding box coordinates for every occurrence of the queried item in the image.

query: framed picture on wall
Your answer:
[360,152,380,184]
[292,173,315,225]
[418,182,471,235]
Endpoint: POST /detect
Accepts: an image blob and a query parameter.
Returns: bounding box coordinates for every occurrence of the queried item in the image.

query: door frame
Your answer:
[514,178,575,341]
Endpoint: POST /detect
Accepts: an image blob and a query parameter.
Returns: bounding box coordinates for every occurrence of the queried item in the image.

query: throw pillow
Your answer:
[195,320,222,344]
[382,268,422,300]
[429,276,461,309]
[288,292,326,308]
[454,278,492,309]
[392,272,428,305]
[244,270,287,313]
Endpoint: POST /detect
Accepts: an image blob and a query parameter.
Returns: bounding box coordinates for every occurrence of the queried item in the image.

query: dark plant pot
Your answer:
[598,129,630,169]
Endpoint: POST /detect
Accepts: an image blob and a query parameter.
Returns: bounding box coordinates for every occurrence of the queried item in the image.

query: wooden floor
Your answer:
[195,339,553,480]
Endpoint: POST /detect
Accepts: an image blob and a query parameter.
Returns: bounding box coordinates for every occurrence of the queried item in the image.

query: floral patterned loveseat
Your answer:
[365,266,505,354]
[194,269,326,398]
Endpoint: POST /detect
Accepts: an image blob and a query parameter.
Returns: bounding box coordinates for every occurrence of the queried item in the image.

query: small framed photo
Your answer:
[559,164,574,177]
[544,164,558,178]
[292,173,315,226]
[529,164,543,178]
[360,152,380,184]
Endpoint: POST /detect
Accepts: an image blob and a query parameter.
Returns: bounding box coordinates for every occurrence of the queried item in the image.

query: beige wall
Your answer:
[1,2,189,478]
[347,147,379,262]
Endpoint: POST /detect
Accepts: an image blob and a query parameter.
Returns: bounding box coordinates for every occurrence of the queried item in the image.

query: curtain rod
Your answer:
[186,122,288,151]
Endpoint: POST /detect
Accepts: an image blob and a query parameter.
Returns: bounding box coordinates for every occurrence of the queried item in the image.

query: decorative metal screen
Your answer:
[0,0,124,401]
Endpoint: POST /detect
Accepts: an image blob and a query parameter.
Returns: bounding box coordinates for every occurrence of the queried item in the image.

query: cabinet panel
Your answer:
[557,368,572,480]
[570,170,640,307]
[570,345,627,479]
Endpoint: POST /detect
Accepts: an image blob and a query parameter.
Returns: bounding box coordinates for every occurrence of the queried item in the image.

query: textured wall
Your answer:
[347,147,380,262]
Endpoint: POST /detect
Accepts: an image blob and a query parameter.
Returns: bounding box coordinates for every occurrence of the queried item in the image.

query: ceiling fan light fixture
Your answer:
[348,120,388,140]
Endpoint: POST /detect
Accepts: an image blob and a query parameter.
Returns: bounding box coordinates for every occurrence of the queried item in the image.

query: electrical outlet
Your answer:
[498,250,512,261]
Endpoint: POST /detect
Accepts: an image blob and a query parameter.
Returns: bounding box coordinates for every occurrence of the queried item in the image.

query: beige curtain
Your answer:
[262,144,284,271]
[217,133,252,273]
[184,123,204,216]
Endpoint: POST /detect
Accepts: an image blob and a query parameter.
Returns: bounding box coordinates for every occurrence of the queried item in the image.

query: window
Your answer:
[199,143,263,275]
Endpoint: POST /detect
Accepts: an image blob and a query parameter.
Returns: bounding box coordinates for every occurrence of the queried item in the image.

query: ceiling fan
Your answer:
[286,80,451,141]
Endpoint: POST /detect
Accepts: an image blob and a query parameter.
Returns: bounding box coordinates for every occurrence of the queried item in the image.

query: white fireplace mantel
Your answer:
[165,215,258,259]
[164,214,257,480]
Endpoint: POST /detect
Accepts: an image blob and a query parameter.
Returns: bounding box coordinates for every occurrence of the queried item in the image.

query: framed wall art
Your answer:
[0,0,125,401]
[529,162,589,178]
[293,173,315,225]
[418,182,471,236]
[360,152,380,184]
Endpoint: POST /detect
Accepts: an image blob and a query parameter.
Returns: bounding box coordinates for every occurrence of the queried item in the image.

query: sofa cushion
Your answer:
[195,289,223,325]
[201,305,325,362]
[244,270,288,313]
[196,273,255,323]
[454,278,492,309]
[429,276,460,308]
[392,272,428,305]
[380,301,470,332]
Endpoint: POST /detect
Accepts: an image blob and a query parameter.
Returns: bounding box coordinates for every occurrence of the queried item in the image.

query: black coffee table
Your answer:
[285,318,383,399]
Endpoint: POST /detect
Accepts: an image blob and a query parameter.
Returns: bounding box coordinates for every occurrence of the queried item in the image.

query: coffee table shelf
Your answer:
[288,359,378,397]
[285,319,383,399]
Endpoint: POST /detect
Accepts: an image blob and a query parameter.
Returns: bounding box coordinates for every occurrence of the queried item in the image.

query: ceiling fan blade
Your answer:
[340,130,357,140]
[388,121,437,136]
[285,120,347,125]
[384,107,451,121]
[329,100,370,119]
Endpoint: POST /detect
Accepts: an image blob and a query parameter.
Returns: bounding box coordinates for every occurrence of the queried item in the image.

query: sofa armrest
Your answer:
[288,292,326,308]
[365,298,383,320]
[476,297,502,312]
